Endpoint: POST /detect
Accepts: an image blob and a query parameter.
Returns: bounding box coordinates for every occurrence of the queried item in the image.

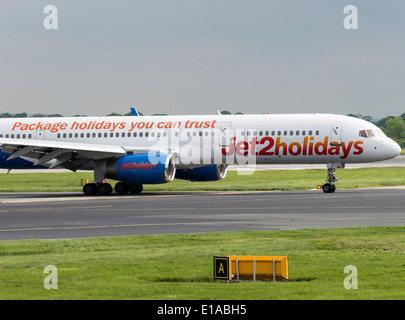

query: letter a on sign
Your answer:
[214,256,229,280]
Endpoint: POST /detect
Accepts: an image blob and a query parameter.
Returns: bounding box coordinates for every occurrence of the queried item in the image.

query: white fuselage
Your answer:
[0,113,401,170]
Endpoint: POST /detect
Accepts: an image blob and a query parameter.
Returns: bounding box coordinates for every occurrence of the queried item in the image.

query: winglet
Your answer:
[131,108,139,116]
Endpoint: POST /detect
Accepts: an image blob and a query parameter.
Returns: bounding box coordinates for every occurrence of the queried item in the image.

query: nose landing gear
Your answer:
[318,163,345,193]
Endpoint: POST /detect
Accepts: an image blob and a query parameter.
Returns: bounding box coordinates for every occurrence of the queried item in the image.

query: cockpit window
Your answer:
[366,130,375,138]
[359,129,385,138]
[359,130,368,138]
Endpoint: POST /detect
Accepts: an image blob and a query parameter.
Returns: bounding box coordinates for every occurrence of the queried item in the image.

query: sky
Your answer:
[0,1,404,118]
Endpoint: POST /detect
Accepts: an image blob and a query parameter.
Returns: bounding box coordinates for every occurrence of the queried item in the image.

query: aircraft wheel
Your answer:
[83,183,98,196]
[128,183,143,194]
[115,182,129,194]
[97,183,112,196]
[322,183,336,193]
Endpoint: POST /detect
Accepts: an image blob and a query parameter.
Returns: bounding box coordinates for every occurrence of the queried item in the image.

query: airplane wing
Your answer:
[0,139,142,171]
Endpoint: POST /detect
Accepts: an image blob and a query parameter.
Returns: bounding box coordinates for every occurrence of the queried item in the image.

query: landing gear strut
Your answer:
[319,163,344,193]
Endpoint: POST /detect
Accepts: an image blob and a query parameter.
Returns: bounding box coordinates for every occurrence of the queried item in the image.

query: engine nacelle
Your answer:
[105,153,176,184]
[175,164,227,182]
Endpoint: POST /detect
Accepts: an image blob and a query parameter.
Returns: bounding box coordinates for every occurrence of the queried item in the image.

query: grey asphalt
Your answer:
[1,188,404,240]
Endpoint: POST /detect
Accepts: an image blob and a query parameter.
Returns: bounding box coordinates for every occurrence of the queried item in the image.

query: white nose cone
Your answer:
[386,139,401,159]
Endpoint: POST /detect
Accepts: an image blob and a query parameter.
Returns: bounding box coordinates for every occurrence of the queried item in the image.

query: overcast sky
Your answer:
[0,1,404,118]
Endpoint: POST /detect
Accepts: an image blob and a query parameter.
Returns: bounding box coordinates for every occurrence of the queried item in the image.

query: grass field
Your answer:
[0,226,404,300]
[1,168,404,300]
[0,167,405,192]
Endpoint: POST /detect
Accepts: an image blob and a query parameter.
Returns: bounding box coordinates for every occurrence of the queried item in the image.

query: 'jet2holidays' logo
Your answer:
[221,136,364,160]
[119,162,156,170]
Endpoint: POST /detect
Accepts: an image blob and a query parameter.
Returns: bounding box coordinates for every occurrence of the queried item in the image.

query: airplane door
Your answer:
[35,130,45,140]
[330,123,342,146]
[220,121,232,147]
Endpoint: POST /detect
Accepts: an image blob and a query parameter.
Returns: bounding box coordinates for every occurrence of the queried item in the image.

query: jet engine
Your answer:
[105,153,176,184]
[175,164,227,181]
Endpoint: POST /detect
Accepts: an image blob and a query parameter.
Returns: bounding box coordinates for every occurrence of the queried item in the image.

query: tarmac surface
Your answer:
[1,188,405,240]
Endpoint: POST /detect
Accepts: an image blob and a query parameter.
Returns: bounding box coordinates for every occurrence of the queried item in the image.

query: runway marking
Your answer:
[1,217,405,233]
[84,206,316,212]
[0,205,113,213]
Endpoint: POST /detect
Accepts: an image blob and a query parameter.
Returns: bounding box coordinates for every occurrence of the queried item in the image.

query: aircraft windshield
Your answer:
[359,129,386,138]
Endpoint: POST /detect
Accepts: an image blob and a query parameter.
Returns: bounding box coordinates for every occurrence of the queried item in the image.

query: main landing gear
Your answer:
[83,182,143,196]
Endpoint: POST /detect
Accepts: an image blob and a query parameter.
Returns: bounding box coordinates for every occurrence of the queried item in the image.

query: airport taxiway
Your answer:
[1,188,405,240]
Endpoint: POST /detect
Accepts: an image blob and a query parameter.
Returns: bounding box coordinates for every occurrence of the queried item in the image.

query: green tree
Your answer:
[382,116,405,147]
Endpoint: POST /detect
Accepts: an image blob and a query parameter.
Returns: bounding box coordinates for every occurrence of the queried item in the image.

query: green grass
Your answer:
[1,226,405,299]
[0,167,405,192]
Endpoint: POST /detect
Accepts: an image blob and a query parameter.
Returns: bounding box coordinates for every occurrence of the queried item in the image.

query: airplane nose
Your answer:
[385,139,401,159]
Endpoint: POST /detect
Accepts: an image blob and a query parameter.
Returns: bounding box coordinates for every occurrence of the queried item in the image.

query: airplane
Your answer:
[0,113,401,195]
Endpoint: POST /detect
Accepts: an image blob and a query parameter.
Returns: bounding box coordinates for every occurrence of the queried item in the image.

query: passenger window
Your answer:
[309,130,312,135]
[316,130,319,135]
